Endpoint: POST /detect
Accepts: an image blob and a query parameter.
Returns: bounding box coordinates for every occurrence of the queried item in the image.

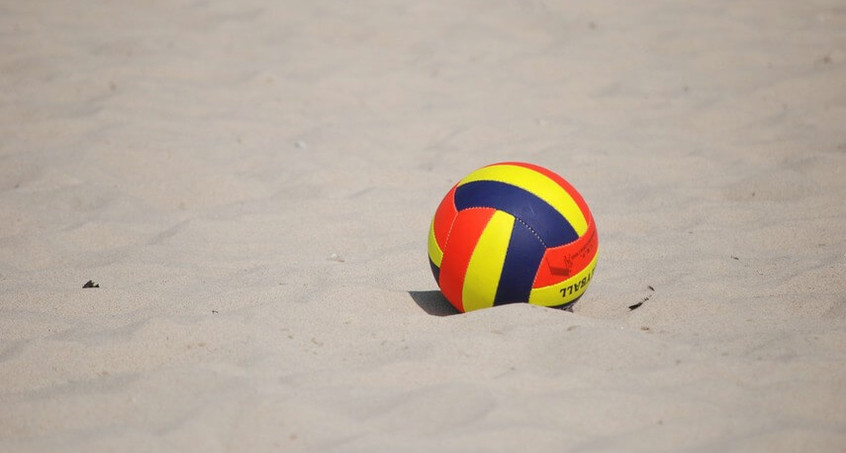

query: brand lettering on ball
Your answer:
[559,269,594,298]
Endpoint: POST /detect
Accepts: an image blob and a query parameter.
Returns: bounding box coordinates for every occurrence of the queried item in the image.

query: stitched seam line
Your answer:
[444,206,487,250]
[455,206,547,247]
[512,216,547,248]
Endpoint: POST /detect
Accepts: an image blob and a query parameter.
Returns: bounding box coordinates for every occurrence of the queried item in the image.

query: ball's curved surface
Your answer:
[428,162,598,313]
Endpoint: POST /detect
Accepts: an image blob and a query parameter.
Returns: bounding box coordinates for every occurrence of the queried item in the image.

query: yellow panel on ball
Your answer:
[461,210,514,312]
[529,252,598,306]
[457,163,589,236]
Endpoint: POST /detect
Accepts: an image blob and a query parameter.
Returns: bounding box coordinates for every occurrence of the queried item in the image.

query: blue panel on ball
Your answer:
[454,180,578,247]
[429,257,441,284]
[494,220,546,305]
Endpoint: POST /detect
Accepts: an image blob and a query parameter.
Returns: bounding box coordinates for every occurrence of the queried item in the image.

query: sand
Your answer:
[1,0,845,452]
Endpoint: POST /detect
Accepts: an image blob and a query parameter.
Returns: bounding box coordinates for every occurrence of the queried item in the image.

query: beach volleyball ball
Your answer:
[428,162,598,313]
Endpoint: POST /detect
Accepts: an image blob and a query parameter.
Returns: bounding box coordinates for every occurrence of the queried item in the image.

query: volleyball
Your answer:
[428,162,598,313]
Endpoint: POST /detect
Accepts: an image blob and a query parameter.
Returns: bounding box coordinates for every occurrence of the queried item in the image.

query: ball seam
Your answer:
[512,216,547,248]
[442,206,492,258]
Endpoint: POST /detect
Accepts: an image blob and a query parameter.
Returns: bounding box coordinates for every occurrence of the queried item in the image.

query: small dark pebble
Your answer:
[82,280,99,288]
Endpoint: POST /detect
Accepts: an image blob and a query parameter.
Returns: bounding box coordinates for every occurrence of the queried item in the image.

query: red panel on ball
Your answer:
[432,184,458,251]
[438,207,497,312]
[533,224,598,288]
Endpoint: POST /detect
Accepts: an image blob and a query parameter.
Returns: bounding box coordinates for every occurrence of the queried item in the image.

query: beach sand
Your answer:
[1,1,845,451]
